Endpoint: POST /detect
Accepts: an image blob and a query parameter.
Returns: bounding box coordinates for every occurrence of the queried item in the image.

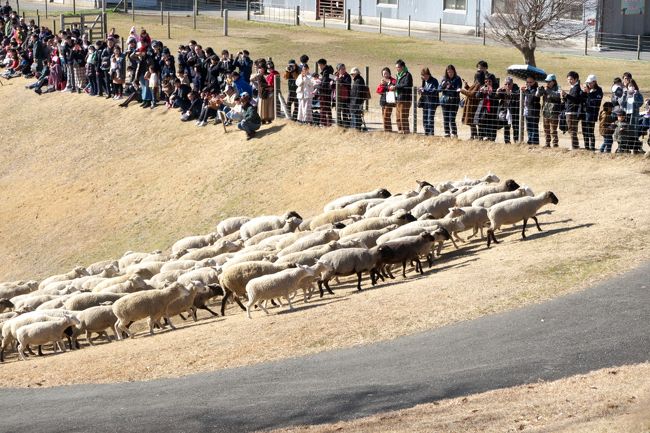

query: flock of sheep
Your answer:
[0,173,559,363]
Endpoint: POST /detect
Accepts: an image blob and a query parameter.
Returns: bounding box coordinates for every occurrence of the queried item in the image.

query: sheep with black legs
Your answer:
[378,186,440,217]
[338,211,416,238]
[454,179,520,207]
[410,193,457,219]
[317,247,382,296]
[277,229,340,257]
[443,206,490,241]
[171,232,220,256]
[16,314,80,361]
[64,292,125,311]
[323,188,391,212]
[486,191,559,248]
[376,231,443,278]
[275,239,365,267]
[73,306,118,346]
[239,211,303,240]
[471,186,535,208]
[244,217,302,247]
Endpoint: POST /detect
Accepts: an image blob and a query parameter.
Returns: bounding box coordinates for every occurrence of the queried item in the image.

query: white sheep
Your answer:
[244,217,302,247]
[471,186,535,208]
[245,264,326,319]
[160,260,201,273]
[11,294,61,311]
[308,202,368,230]
[171,232,220,256]
[178,240,242,261]
[277,229,340,257]
[487,191,559,247]
[323,188,391,212]
[100,275,149,294]
[36,294,76,310]
[165,281,205,322]
[38,266,89,290]
[0,280,38,300]
[118,251,156,272]
[147,270,185,289]
[451,172,500,188]
[176,267,221,288]
[222,251,276,269]
[378,186,440,218]
[410,193,457,219]
[124,261,166,279]
[239,211,303,240]
[317,247,382,295]
[64,292,125,311]
[86,260,119,276]
[275,239,365,267]
[90,274,136,292]
[338,211,416,238]
[338,225,397,248]
[443,206,490,241]
[74,306,118,345]
[16,314,80,360]
[112,282,186,339]
[216,216,251,237]
[363,191,419,218]
[454,179,520,207]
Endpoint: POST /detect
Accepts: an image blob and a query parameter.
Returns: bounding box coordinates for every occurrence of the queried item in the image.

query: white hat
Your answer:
[585,74,597,83]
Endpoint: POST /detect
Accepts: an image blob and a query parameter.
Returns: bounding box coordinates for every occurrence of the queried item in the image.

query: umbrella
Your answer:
[506,64,547,81]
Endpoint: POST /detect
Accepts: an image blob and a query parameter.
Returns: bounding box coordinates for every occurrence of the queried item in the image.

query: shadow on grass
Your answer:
[255,124,285,139]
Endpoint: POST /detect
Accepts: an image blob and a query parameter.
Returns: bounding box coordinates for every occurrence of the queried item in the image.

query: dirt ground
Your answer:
[264,363,650,433]
[0,77,648,389]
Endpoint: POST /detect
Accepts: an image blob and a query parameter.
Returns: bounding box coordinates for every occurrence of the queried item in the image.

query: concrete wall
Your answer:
[601,0,650,34]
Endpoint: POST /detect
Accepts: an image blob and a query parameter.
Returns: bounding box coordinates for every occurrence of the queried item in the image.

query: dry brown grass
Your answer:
[1,76,649,388]
[264,363,650,433]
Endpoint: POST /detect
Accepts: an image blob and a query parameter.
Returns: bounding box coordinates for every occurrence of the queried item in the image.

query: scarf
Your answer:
[395,66,409,97]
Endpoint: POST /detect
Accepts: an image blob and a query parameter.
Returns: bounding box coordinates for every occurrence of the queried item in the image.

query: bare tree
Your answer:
[485,0,592,67]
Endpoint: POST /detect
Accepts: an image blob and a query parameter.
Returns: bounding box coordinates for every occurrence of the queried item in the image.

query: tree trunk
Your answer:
[519,46,537,67]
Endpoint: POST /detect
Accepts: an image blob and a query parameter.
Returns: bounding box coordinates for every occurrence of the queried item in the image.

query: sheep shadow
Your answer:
[273,297,350,315]
[525,223,595,241]
[254,124,285,139]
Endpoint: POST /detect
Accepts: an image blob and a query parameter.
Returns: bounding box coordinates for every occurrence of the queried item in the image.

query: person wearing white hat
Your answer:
[583,74,603,151]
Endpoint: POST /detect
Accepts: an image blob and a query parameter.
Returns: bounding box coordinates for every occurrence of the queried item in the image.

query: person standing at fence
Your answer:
[460,72,483,140]
[535,74,561,147]
[391,59,413,134]
[61,36,75,92]
[619,79,644,153]
[71,40,86,94]
[418,67,439,136]
[561,71,583,150]
[234,50,253,83]
[496,76,520,144]
[475,74,499,141]
[350,67,369,131]
[333,63,351,127]
[439,64,462,138]
[265,61,280,123]
[110,46,126,100]
[582,75,603,151]
[523,76,541,145]
[30,33,45,73]
[283,59,299,121]
[316,58,334,127]
[376,67,396,132]
[296,64,315,124]
[598,102,615,153]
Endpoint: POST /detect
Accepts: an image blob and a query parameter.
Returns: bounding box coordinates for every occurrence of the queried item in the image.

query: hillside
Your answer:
[0,77,649,387]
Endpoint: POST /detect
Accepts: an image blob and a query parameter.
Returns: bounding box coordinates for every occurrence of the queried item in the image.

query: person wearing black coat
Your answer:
[316,59,334,127]
[333,63,352,127]
[496,77,520,143]
[582,75,603,151]
[349,67,368,131]
[418,67,439,136]
[561,71,583,149]
[391,59,413,134]
[523,76,541,144]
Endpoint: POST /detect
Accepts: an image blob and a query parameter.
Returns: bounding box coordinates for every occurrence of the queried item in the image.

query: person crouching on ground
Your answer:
[238,92,262,140]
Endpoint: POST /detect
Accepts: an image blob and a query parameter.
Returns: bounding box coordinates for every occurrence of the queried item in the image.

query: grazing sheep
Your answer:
[90,274,137,292]
[487,191,559,247]
[222,251,276,269]
[244,217,302,247]
[451,172,500,188]
[165,281,205,322]
[216,216,251,237]
[64,292,125,311]
[454,179,520,207]
[245,264,326,319]
[471,186,535,208]
[86,260,119,276]
[147,270,185,289]
[118,251,161,272]
[112,282,186,339]
[124,261,166,279]
[38,266,89,290]
[376,231,448,279]
[323,188,391,212]
[363,191,420,218]
[160,260,201,273]
[74,306,118,345]
[191,285,224,318]
[100,275,149,294]
[338,211,417,238]
[12,295,61,311]
[0,280,38,300]
[338,225,397,248]
[308,202,368,230]
[275,239,365,267]
[317,247,382,295]
[277,229,340,257]
[255,231,304,250]
[179,240,241,261]
[410,193,457,219]
[376,219,463,255]
[378,186,440,218]
[444,206,490,241]
[171,232,220,256]
[218,261,295,315]
[16,315,80,360]
[239,211,303,240]
[177,267,221,288]
[36,294,76,311]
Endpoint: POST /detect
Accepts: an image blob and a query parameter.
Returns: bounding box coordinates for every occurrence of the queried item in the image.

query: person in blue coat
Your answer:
[439,64,462,138]
[418,67,439,136]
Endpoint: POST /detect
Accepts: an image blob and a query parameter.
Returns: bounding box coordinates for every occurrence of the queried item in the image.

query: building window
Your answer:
[493,0,583,21]
[492,0,517,13]
[444,0,466,11]
[377,0,398,5]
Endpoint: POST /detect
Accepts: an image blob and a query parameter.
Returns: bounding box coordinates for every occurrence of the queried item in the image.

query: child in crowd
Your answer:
[613,109,632,153]
[147,65,159,108]
[598,102,615,153]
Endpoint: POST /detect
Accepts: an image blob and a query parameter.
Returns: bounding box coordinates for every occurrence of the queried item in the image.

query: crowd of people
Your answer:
[1,2,648,151]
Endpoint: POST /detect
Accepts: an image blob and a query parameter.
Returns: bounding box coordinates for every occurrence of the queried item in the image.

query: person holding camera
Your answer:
[295,63,315,124]
[535,74,562,147]
[439,64,462,138]
[496,76,520,143]
[376,67,396,132]
[283,59,299,121]
[234,49,253,83]
[523,75,541,145]
[390,59,413,134]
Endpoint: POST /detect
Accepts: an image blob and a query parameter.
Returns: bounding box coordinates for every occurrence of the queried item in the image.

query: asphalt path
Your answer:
[1,262,649,433]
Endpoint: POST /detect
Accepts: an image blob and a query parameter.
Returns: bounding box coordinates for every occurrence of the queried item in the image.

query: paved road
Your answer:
[2,262,649,433]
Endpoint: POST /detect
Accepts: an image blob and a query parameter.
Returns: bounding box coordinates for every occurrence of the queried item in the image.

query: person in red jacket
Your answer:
[376,67,396,132]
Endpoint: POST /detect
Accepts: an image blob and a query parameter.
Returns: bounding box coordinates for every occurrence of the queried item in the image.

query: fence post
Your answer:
[73,0,76,14]
[365,65,369,111]
[346,9,350,30]
[584,31,588,56]
[518,90,524,143]
[36,10,40,27]
[132,0,135,21]
[358,0,362,25]
[59,14,64,32]
[121,37,124,52]
[223,9,228,36]
[196,0,199,16]
[16,0,19,15]
[334,81,340,127]
[167,11,171,39]
[124,0,127,14]
[271,73,280,119]
[322,13,325,28]
[220,0,223,17]
[637,35,641,60]
[246,0,250,21]
[411,86,417,134]
[408,15,411,37]
[379,12,382,34]
[296,6,299,25]
[438,18,442,41]
[193,0,197,29]
[483,23,486,45]
[53,18,56,34]
[45,0,47,18]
